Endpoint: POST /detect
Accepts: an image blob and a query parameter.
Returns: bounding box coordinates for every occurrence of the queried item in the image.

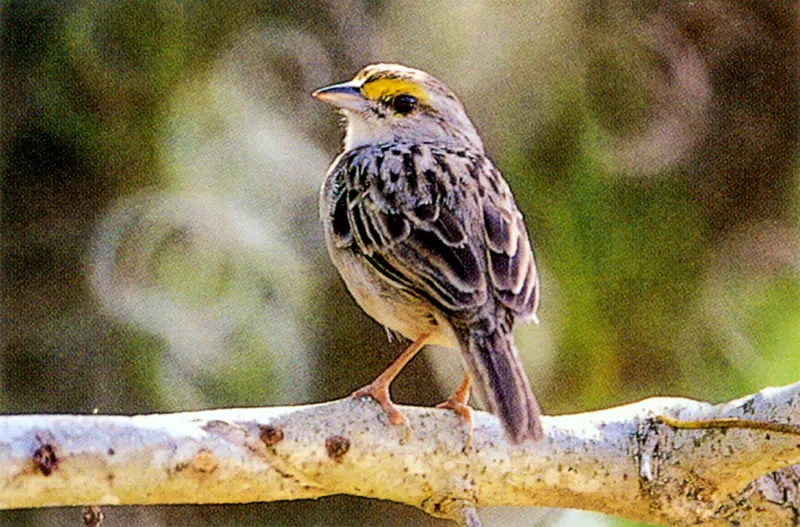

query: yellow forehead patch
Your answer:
[360,78,429,104]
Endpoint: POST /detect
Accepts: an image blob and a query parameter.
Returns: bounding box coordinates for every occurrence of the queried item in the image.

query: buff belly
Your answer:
[329,245,460,349]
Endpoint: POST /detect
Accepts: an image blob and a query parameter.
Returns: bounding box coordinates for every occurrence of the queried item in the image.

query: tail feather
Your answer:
[460,327,543,442]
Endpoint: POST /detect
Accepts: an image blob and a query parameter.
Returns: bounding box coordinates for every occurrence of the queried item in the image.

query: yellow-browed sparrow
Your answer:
[314,64,543,443]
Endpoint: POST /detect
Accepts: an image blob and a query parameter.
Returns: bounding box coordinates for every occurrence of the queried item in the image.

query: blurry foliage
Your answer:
[1,1,798,526]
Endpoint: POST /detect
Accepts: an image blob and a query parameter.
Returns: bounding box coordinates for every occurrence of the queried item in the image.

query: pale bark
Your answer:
[1,382,799,526]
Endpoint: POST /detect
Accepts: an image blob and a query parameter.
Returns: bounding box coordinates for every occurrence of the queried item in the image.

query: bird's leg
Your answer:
[436,372,474,450]
[352,331,432,437]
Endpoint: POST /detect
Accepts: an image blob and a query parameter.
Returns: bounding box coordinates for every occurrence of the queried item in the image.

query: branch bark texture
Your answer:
[1,382,799,526]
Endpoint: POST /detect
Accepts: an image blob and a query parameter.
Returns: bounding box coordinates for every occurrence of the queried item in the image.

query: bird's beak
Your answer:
[312,81,367,112]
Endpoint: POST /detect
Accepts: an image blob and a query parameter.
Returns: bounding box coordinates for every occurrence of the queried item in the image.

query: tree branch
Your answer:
[2,382,799,525]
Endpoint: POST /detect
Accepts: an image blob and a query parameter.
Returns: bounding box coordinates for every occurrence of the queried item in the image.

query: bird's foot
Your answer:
[436,374,474,452]
[352,382,413,442]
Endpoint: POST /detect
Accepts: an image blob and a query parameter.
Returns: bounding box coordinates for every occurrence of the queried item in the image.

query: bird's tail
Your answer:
[458,325,543,442]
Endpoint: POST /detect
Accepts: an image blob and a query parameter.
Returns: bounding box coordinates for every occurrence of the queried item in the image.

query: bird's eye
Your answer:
[391,94,418,115]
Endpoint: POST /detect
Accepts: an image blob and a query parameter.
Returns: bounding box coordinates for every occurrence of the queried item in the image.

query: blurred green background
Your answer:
[2,1,797,526]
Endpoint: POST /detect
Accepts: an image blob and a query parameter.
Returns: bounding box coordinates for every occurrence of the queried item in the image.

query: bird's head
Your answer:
[313,63,483,152]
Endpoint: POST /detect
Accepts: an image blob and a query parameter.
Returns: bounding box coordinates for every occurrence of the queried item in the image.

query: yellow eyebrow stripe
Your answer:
[360,78,428,104]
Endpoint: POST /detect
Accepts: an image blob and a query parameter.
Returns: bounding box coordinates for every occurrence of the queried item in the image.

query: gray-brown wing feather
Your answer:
[326,143,537,321]
[326,143,486,312]
[481,166,539,322]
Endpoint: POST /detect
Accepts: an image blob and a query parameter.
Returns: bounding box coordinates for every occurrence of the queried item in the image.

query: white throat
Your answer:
[343,113,396,150]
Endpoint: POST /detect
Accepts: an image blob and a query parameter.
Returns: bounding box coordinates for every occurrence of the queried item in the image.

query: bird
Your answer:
[313,63,543,443]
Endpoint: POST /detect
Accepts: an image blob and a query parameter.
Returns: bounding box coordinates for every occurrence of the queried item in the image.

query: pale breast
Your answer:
[327,243,442,342]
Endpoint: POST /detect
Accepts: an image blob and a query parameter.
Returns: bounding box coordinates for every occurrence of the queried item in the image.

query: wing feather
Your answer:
[326,143,537,320]
[481,168,539,321]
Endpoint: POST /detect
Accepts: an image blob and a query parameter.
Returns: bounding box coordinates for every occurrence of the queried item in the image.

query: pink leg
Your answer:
[353,332,432,436]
